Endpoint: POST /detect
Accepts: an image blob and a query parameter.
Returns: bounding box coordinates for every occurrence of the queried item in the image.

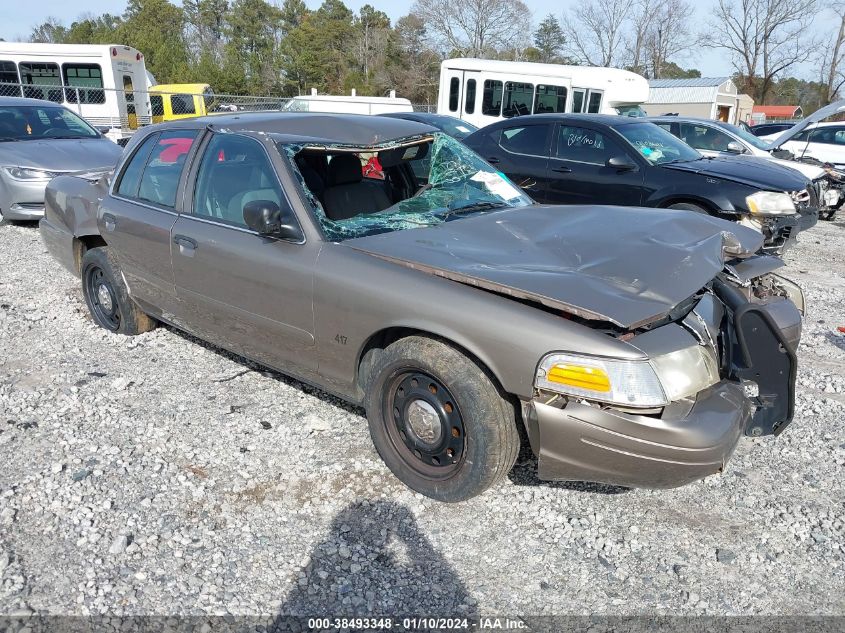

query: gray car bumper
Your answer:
[0,178,48,221]
[527,381,753,489]
[39,216,78,276]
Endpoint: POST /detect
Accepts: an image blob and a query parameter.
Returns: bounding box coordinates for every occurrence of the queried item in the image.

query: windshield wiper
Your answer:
[0,137,20,142]
[440,200,508,219]
[44,135,90,140]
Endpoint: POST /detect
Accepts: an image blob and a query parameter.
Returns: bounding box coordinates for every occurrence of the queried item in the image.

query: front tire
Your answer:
[364,336,520,502]
[81,247,156,335]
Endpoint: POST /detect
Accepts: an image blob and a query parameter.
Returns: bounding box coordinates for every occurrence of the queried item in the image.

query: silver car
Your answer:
[0,96,122,223]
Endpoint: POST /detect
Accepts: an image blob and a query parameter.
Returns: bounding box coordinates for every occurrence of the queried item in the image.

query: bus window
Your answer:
[482,80,503,116]
[534,85,567,114]
[63,64,105,104]
[0,61,20,97]
[465,78,476,114]
[19,62,62,103]
[503,82,533,118]
[572,89,585,113]
[587,91,603,113]
[448,77,460,112]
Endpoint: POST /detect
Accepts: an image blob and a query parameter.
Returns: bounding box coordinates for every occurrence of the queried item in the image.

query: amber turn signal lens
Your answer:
[547,364,611,392]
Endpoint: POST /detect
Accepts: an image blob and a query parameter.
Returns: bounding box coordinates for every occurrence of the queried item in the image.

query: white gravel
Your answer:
[0,220,843,618]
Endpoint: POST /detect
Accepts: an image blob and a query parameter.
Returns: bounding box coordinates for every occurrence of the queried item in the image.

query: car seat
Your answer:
[321,154,392,221]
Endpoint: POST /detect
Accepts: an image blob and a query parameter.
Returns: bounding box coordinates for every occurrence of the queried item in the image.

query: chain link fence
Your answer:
[0,82,436,142]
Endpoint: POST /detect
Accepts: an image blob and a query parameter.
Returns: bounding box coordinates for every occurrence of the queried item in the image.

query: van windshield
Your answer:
[0,105,100,140]
[282,132,533,241]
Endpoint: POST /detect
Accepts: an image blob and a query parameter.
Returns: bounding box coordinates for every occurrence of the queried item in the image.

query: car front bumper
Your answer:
[0,176,48,221]
[526,380,752,488]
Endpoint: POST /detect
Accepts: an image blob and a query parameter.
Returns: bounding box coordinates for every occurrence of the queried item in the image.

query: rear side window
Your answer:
[171,94,196,115]
[680,123,732,152]
[448,77,459,112]
[137,130,199,207]
[482,80,503,116]
[150,95,164,117]
[555,125,622,165]
[498,125,550,157]
[193,134,282,227]
[116,134,158,198]
[534,85,567,114]
[465,79,476,114]
[503,82,533,118]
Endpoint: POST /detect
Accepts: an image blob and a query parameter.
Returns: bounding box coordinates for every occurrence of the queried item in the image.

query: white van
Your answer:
[282,92,413,116]
[0,42,152,142]
[437,58,649,128]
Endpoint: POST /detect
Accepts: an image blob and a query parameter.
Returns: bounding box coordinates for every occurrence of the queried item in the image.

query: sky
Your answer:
[0,0,835,80]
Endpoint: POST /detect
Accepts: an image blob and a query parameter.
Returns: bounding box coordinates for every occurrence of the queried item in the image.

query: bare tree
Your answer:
[561,0,630,67]
[703,0,820,103]
[410,0,532,58]
[818,7,845,104]
[625,0,693,77]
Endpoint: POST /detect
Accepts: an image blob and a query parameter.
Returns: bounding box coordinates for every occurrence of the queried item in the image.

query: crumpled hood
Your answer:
[347,205,765,329]
[0,138,122,172]
[661,155,809,191]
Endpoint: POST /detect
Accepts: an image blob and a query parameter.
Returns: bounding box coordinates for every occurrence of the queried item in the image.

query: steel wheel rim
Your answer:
[383,370,466,479]
[85,266,120,331]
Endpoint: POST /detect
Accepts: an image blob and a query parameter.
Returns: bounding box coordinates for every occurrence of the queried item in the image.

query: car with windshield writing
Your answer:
[0,96,122,224]
[40,112,803,501]
[463,114,819,253]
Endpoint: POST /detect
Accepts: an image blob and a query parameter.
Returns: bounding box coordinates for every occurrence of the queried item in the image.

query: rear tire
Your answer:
[667,202,710,214]
[364,335,520,502]
[81,247,156,335]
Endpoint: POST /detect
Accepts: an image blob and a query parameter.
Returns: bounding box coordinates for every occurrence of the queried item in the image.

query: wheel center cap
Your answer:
[97,284,113,312]
[406,399,442,445]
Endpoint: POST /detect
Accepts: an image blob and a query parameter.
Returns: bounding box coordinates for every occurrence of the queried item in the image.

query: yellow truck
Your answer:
[149,83,214,123]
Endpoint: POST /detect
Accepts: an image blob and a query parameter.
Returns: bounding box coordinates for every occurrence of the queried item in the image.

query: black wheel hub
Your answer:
[86,266,120,331]
[386,371,465,476]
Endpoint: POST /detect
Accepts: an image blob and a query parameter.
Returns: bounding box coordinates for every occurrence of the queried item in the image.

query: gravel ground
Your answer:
[0,219,843,621]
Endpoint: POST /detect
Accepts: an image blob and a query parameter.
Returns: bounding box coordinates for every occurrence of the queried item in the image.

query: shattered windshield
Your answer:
[280,132,533,241]
[616,121,702,165]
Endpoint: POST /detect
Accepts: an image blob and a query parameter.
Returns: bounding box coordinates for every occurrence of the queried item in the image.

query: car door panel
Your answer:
[103,129,199,316]
[168,132,318,375]
[479,123,552,201]
[544,124,646,206]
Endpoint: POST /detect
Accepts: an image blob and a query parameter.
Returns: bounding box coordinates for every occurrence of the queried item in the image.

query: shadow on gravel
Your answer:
[165,326,364,416]
[508,450,631,495]
[274,500,478,620]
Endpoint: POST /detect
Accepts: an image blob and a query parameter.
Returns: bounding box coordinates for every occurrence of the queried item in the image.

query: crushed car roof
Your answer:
[153,111,438,146]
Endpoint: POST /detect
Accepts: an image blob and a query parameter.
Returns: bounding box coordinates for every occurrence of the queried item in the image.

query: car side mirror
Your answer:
[96,126,111,135]
[606,155,637,171]
[243,199,301,241]
[726,141,746,154]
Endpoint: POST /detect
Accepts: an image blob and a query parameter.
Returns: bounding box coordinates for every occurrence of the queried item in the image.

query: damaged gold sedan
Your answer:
[40,113,803,501]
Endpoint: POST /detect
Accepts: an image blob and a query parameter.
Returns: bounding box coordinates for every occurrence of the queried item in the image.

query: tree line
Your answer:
[27,0,844,108]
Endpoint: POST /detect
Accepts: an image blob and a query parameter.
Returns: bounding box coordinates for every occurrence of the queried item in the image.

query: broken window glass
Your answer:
[279,133,533,242]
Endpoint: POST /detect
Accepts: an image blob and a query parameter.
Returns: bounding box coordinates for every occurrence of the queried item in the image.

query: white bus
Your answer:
[0,42,152,141]
[437,58,650,128]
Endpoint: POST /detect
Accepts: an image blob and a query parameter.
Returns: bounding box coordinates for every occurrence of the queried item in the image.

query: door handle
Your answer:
[173,234,197,256]
[486,156,501,164]
[102,213,116,232]
[551,166,572,174]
